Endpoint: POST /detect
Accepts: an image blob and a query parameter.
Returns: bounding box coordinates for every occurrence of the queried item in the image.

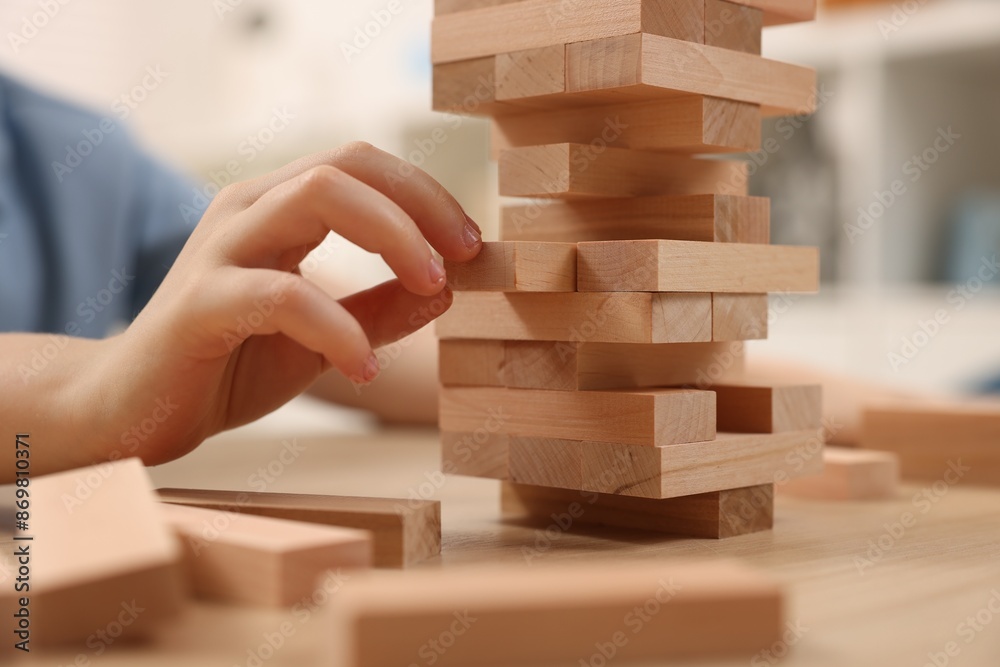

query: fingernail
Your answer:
[362,353,380,382]
[464,212,482,235]
[462,221,482,250]
[429,257,447,286]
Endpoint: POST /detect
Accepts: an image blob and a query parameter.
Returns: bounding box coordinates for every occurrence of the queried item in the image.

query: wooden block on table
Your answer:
[713,383,823,433]
[437,291,714,343]
[491,97,761,154]
[502,194,769,244]
[577,240,819,293]
[329,559,783,667]
[433,56,499,113]
[495,45,565,101]
[779,447,899,500]
[157,489,440,568]
[566,33,815,116]
[442,431,510,479]
[705,0,762,54]
[440,386,716,446]
[499,143,747,198]
[712,293,768,341]
[503,482,774,537]
[445,241,576,292]
[160,503,371,607]
[860,401,1000,486]
[431,0,706,64]
[0,459,184,646]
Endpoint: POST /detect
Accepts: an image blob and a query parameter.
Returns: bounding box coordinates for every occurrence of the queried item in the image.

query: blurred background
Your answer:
[2,0,998,402]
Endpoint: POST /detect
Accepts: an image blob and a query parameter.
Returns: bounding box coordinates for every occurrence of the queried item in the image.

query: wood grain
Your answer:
[439,339,506,386]
[779,447,900,500]
[712,293,768,341]
[712,383,823,433]
[432,56,500,113]
[705,0,762,54]
[445,241,577,292]
[495,45,566,100]
[157,488,441,568]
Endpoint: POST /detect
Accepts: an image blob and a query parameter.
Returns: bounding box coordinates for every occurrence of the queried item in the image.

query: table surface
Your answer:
[10,426,1000,667]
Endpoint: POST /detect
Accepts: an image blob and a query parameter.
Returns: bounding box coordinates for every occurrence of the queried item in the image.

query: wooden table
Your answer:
[10,426,1000,667]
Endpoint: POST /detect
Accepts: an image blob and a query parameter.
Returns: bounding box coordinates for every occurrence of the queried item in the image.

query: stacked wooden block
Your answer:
[433,0,825,537]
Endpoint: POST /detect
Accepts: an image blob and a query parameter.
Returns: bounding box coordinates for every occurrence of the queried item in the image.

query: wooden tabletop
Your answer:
[10,426,1000,667]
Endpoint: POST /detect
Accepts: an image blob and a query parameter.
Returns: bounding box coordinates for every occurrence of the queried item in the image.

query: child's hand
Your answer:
[93,143,482,466]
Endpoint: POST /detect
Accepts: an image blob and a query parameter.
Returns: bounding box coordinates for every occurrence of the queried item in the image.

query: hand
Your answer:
[90,142,481,466]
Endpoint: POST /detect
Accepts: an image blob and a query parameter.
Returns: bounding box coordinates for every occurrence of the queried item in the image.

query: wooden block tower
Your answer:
[432,0,823,538]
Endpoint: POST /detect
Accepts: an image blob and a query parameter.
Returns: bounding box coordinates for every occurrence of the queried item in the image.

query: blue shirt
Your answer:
[0,73,205,337]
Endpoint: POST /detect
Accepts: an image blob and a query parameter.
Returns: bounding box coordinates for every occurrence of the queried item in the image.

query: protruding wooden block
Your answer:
[577,240,819,293]
[712,384,823,433]
[445,241,576,292]
[433,56,499,113]
[157,489,441,568]
[502,483,774,537]
[712,293,768,341]
[499,143,747,198]
[1,459,184,646]
[860,401,1000,486]
[440,386,716,446]
[705,0,762,54]
[501,194,769,244]
[495,45,566,101]
[329,559,783,667]
[160,504,371,607]
[431,0,706,64]
[566,33,816,116]
[491,97,761,155]
[437,291,713,343]
[779,447,900,500]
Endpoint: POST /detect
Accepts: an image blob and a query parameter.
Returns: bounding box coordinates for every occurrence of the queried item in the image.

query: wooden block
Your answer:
[502,482,774,537]
[329,559,783,667]
[437,291,713,343]
[439,339,505,386]
[712,293,768,341]
[157,489,440,568]
[499,143,747,198]
[860,401,1000,486]
[442,430,510,479]
[495,45,565,100]
[445,241,576,292]
[779,447,900,500]
[566,33,815,116]
[440,386,716,446]
[502,194,770,244]
[577,240,819,293]
[432,56,500,113]
[160,503,371,607]
[503,340,744,390]
[713,384,823,433]
[509,436,584,488]
[705,0,762,54]
[0,459,184,646]
[431,0,705,64]
[491,97,760,155]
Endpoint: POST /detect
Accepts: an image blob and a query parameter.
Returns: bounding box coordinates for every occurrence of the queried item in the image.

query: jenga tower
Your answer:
[433,0,823,538]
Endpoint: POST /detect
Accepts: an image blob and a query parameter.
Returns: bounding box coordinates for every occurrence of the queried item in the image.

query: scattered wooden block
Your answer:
[157,489,441,568]
[713,384,823,433]
[445,241,576,292]
[159,489,441,567]
[2,459,184,646]
[444,429,823,498]
[160,503,371,607]
[860,401,1000,486]
[705,0,762,54]
[499,143,747,198]
[502,482,774,537]
[433,56,499,113]
[441,431,510,479]
[566,33,815,116]
[495,45,566,101]
[437,291,713,343]
[491,97,760,154]
[440,386,716,446]
[577,240,819,293]
[501,194,769,244]
[712,293,768,341]
[779,447,899,500]
[431,0,706,64]
[329,559,783,667]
